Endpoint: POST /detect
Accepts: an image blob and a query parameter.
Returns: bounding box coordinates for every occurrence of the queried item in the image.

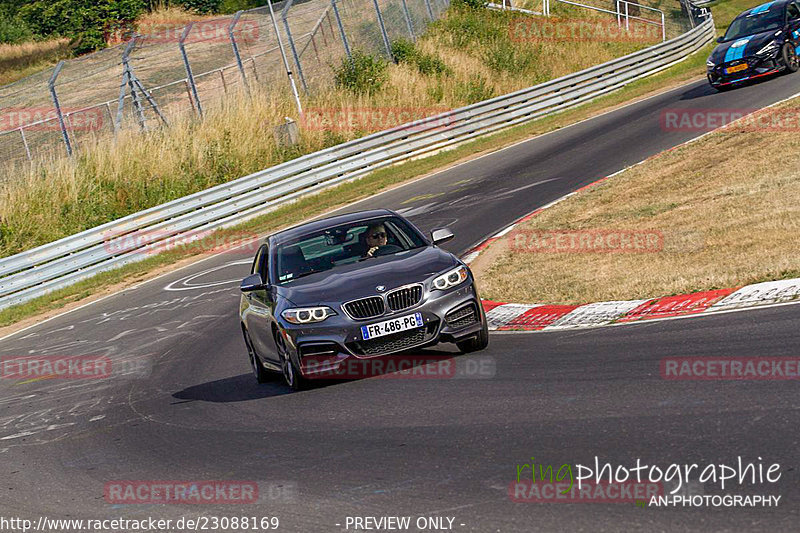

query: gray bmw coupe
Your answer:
[239,209,488,390]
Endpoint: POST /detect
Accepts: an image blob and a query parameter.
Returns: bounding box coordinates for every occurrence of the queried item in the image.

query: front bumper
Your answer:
[279,282,485,379]
[707,54,782,87]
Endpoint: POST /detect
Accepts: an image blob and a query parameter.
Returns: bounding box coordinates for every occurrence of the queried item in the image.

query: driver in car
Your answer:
[362,223,388,258]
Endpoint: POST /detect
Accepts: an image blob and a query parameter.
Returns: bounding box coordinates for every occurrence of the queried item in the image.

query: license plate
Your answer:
[726,64,747,74]
[361,312,423,340]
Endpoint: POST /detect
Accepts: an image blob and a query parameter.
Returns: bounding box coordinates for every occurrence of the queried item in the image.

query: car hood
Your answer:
[277,246,459,306]
[710,30,779,64]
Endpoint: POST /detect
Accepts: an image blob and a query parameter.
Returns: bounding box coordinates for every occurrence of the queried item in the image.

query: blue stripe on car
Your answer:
[724,37,753,63]
[750,1,776,15]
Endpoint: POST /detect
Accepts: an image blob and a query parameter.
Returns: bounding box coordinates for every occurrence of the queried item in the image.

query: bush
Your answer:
[451,0,488,9]
[390,38,450,76]
[19,0,146,53]
[453,76,494,104]
[180,0,222,14]
[333,50,388,95]
[0,15,34,44]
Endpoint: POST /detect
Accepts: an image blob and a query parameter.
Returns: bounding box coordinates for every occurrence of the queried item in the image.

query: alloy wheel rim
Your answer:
[277,334,294,386]
[245,333,258,376]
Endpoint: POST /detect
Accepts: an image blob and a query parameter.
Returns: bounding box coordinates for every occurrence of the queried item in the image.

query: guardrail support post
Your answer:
[179,23,203,118]
[331,0,352,59]
[48,61,72,157]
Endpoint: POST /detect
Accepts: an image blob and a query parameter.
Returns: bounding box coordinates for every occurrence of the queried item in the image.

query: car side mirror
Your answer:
[431,228,454,245]
[240,273,267,292]
[716,36,724,43]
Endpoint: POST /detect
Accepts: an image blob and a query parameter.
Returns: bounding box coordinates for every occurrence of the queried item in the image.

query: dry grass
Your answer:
[474,100,800,305]
[0,6,664,257]
[0,39,72,85]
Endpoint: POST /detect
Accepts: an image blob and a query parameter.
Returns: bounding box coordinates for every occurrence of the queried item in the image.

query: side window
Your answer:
[251,245,266,275]
[259,244,270,282]
[789,3,800,20]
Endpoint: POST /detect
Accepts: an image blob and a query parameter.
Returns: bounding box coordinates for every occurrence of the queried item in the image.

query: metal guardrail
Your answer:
[0,16,715,312]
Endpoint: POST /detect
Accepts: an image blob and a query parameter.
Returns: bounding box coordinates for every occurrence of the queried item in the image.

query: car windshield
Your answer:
[273,216,428,284]
[723,9,784,41]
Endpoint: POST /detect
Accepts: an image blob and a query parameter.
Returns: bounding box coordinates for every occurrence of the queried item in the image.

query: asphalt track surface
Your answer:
[1,76,799,532]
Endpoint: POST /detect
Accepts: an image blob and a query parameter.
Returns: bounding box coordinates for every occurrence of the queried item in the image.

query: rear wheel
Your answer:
[243,327,269,383]
[782,43,799,73]
[456,320,489,353]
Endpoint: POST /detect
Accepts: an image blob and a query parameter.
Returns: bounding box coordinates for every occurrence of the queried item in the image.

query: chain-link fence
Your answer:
[0,0,694,172]
[0,0,452,173]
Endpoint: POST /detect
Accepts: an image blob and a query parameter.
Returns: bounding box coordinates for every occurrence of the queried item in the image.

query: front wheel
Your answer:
[243,327,269,383]
[275,331,308,391]
[456,320,489,353]
[782,43,799,73]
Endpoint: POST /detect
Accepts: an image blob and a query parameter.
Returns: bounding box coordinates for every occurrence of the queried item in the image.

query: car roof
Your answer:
[270,209,399,245]
[738,0,790,18]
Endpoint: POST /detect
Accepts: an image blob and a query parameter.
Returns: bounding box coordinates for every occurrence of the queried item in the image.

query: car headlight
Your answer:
[756,40,779,57]
[281,306,337,324]
[432,266,469,291]
[706,58,716,68]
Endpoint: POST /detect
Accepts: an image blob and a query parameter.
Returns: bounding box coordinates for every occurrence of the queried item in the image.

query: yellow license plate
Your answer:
[726,64,748,74]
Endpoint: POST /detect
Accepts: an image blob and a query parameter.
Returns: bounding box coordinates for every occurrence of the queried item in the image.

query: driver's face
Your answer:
[366,226,387,247]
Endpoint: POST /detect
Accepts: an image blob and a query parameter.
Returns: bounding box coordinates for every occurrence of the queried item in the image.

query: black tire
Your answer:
[456,320,489,354]
[275,331,308,391]
[243,327,269,384]
[782,43,799,73]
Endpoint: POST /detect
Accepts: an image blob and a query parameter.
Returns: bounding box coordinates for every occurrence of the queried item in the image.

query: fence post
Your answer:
[400,0,416,40]
[179,23,203,118]
[48,61,72,157]
[371,0,394,60]
[268,0,303,116]
[19,128,32,161]
[331,0,352,58]
[228,11,250,95]
[423,0,434,20]
[281,6,308,94]
[122,38,147,131]
[115,39,135,134]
